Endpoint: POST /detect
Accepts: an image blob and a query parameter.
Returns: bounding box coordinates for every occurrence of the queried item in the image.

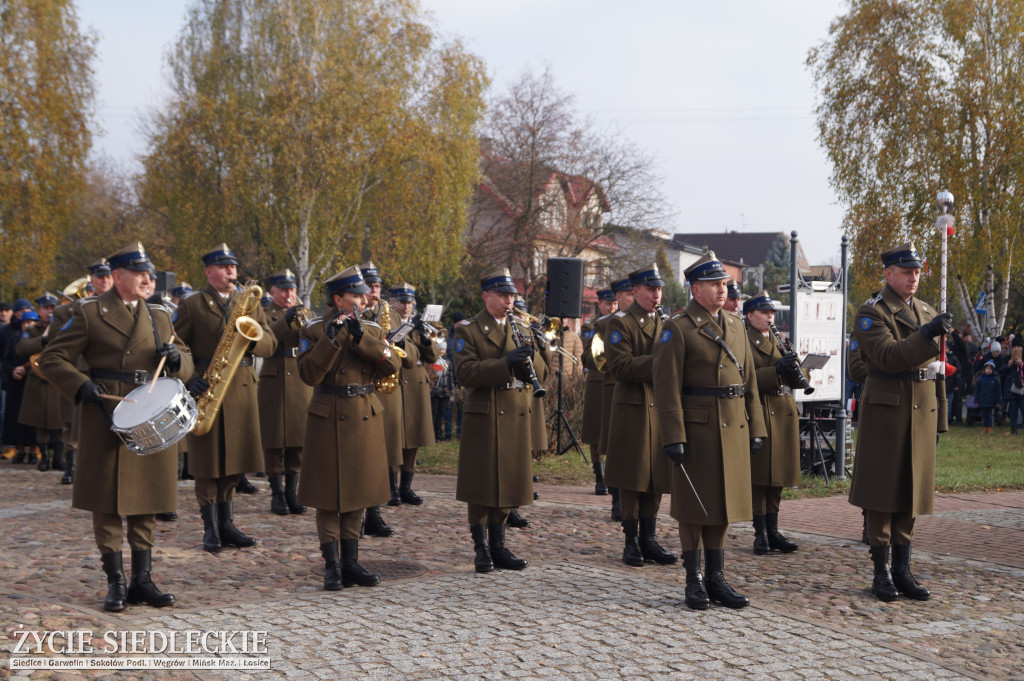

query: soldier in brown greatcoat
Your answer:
[604,265,677,568]
[16,294,64,471]
[454,268,551,573]
[174,243,277,553]
[599,278,635,520]
[258,269,313,516]
[47,293,77,481]
[297,266,401,590]
[39,243,193,612]
[581,287,616,495]
[389,282,440,506]
[744,291,806,555]
[848,242,949,602]
[358,261,401,535]
[653,251,766,610]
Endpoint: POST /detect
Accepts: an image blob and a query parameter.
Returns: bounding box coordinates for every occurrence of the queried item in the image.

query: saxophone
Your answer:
[374,300,401,395]
[191,280,265,436]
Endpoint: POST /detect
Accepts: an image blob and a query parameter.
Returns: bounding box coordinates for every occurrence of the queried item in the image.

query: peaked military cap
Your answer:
[480,267,518,294]
[325,265,370,295]
[360,261,382,284]
[390,282,416,302]
[727,280,742,299]
[513,295,528,311]
[742,290,775,315]
[611,278,633,294]
[597,288,615,302]
[106,242,152,272]
[88,259,112,276]
[260,294,273,308]
[267,269,297,290]
[170,284,192,298]
[628,264,665,288]
[35,293,59,307]
[684,251,729,284]
[881,242,923,269]
[202,243,238,266]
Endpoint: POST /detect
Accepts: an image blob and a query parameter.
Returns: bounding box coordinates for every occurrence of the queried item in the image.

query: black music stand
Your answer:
[549,326,588,463]
[799,404,849,483]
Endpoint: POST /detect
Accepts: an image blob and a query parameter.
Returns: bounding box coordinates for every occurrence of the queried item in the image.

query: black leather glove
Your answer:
[285,305,300,324]
[186,376,210,398]
[750,437,764,454]
[412,314,426,332]
[664,442,685,466]
[506,345,533,372]
[40,335,50,347]
[776,352,800,377]
[344,315,363,344]
[920,312,953,339]
[76,380,105,406]
[158,342,181,373]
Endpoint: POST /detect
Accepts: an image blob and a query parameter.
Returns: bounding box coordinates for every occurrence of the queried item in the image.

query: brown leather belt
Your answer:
[683,384,746,398]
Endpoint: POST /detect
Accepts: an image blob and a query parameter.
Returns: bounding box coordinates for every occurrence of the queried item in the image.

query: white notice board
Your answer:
[793,291,843,403]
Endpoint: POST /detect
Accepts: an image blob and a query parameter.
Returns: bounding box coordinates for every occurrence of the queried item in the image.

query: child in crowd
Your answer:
[973,360,1002,434]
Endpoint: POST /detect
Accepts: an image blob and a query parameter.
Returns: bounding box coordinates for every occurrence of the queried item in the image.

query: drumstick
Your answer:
[149,334,177,394]
[101,394,136,403]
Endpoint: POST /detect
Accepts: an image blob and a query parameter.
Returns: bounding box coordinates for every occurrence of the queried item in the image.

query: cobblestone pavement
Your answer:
[1,462,1022,680]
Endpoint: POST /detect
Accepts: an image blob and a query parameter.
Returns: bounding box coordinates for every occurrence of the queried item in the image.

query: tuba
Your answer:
[191,280,265,436]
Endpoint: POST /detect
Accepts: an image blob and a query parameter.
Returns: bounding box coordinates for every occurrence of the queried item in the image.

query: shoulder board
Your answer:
[75,298,98,309]
[614,311,627,317]
[364,320,381,329]
[458,319,474,326]
[147,303,171,314]
[308,317,323,327]
[182,290,203,301]
[596,313,611,322]
[864,292,883,307]
[670,311,686,321]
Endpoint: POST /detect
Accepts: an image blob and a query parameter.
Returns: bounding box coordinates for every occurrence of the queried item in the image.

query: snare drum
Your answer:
[111,377,198,455]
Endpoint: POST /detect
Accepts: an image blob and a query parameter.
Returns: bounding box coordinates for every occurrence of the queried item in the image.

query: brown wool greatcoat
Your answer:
[296,316,401,512]
[604,302,671,494]
[454,311,549,508]
[37,291,194,514]
[364,303,405,466]
[400,327,439,449]
[258,303,313,449]
[580,318,606,446]
[653,300,767,525]
[174,285,277,477]
[16,326,63,431]
[746,326,802,487]
[46,304,77,433]
[848,285,946,517]
[595,315,618,456]
[530,346,550,451]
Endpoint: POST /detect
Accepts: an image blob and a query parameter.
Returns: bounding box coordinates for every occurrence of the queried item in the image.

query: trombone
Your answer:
[511,309,578,365]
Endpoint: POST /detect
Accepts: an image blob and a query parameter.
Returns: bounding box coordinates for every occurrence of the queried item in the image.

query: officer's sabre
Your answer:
[677,463,707,516]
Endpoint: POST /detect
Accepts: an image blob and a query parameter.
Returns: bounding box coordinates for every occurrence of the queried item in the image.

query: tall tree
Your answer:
[139,0,487,302]
[808,0,1024,337]
[0,0,96,295]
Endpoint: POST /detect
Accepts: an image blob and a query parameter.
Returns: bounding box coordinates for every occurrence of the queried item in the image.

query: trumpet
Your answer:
[512,309,577,364]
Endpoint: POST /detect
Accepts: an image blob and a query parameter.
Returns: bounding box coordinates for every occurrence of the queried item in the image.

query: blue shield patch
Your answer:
[21,331,29,339]
[609,330,622,344]
[850,339,858,351]
[660,329,671,343]
[582,329,593,340]
[298,338,309,354]
[454,338,465,353]
[859,317,871,331]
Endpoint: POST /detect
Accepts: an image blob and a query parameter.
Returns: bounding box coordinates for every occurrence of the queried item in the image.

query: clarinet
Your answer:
[768,322,815,395]
[505,310,546,398]
[655,304,670,322]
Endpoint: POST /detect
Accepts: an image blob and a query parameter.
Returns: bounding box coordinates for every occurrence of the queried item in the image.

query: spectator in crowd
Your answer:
[0,302,11,449]
[973,360,1002,434]
[443,312,465,440]
[1002,339,1023,435]
[945,346,964,425]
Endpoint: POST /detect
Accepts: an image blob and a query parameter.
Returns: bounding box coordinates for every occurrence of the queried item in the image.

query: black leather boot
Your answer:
[321,541,343,590]
[752,515,770,555]
[610,487,621,521]
[891,544,930,600]
[766,512,798,553]
[285,473,305,514]
[61,450,75,484]
[12,448,25,464]
[488,522,527,570]
[126,549,174,607]
[235,475,257,494]
[51,441,65,471]
[37,445,51,471]
[217,501,257,548]
[704,549,749,608]
[399,470,423,505]
[388,470,401,506]
[621,519,644,567]
[363,506,394,537]
[199,504,221,553]
[155,512,177,521]
[100,552,127,612]
[180,453,193,480]
[593,460,608,495]
[869,546,899,602]
[506,508,530,528]
[639,517,677,564]
[470,525,493,573]
[682,549,710,610]
[268,475,289,515]
[340,539,380,587]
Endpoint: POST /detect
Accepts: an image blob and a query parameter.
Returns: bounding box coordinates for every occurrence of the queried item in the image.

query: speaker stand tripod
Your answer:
[548,327,588,463]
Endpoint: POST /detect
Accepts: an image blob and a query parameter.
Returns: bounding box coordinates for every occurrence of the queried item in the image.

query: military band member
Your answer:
[600,278,635,520]
[47,288,79,482]
[510,296,551,528]
[653,251,766,610]
[359,261,399,534]
[170,284,192,307]
[848,242,949,602]
[296,266,401,589]
[453,268,549,573]
[744,291,803,555]
[580,287,616,495]
[258,269,313,515]
[16,294,64,471]
[723,280,742,313]
[38,243,193,611]
[174,243,277,553]
[390,282,439,505]
[604,265,676,567]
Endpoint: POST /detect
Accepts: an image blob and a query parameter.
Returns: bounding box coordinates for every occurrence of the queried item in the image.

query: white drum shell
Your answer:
[111,378,198,455]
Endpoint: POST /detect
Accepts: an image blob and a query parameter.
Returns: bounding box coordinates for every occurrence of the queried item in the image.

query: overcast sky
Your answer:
[77,0,849,265]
